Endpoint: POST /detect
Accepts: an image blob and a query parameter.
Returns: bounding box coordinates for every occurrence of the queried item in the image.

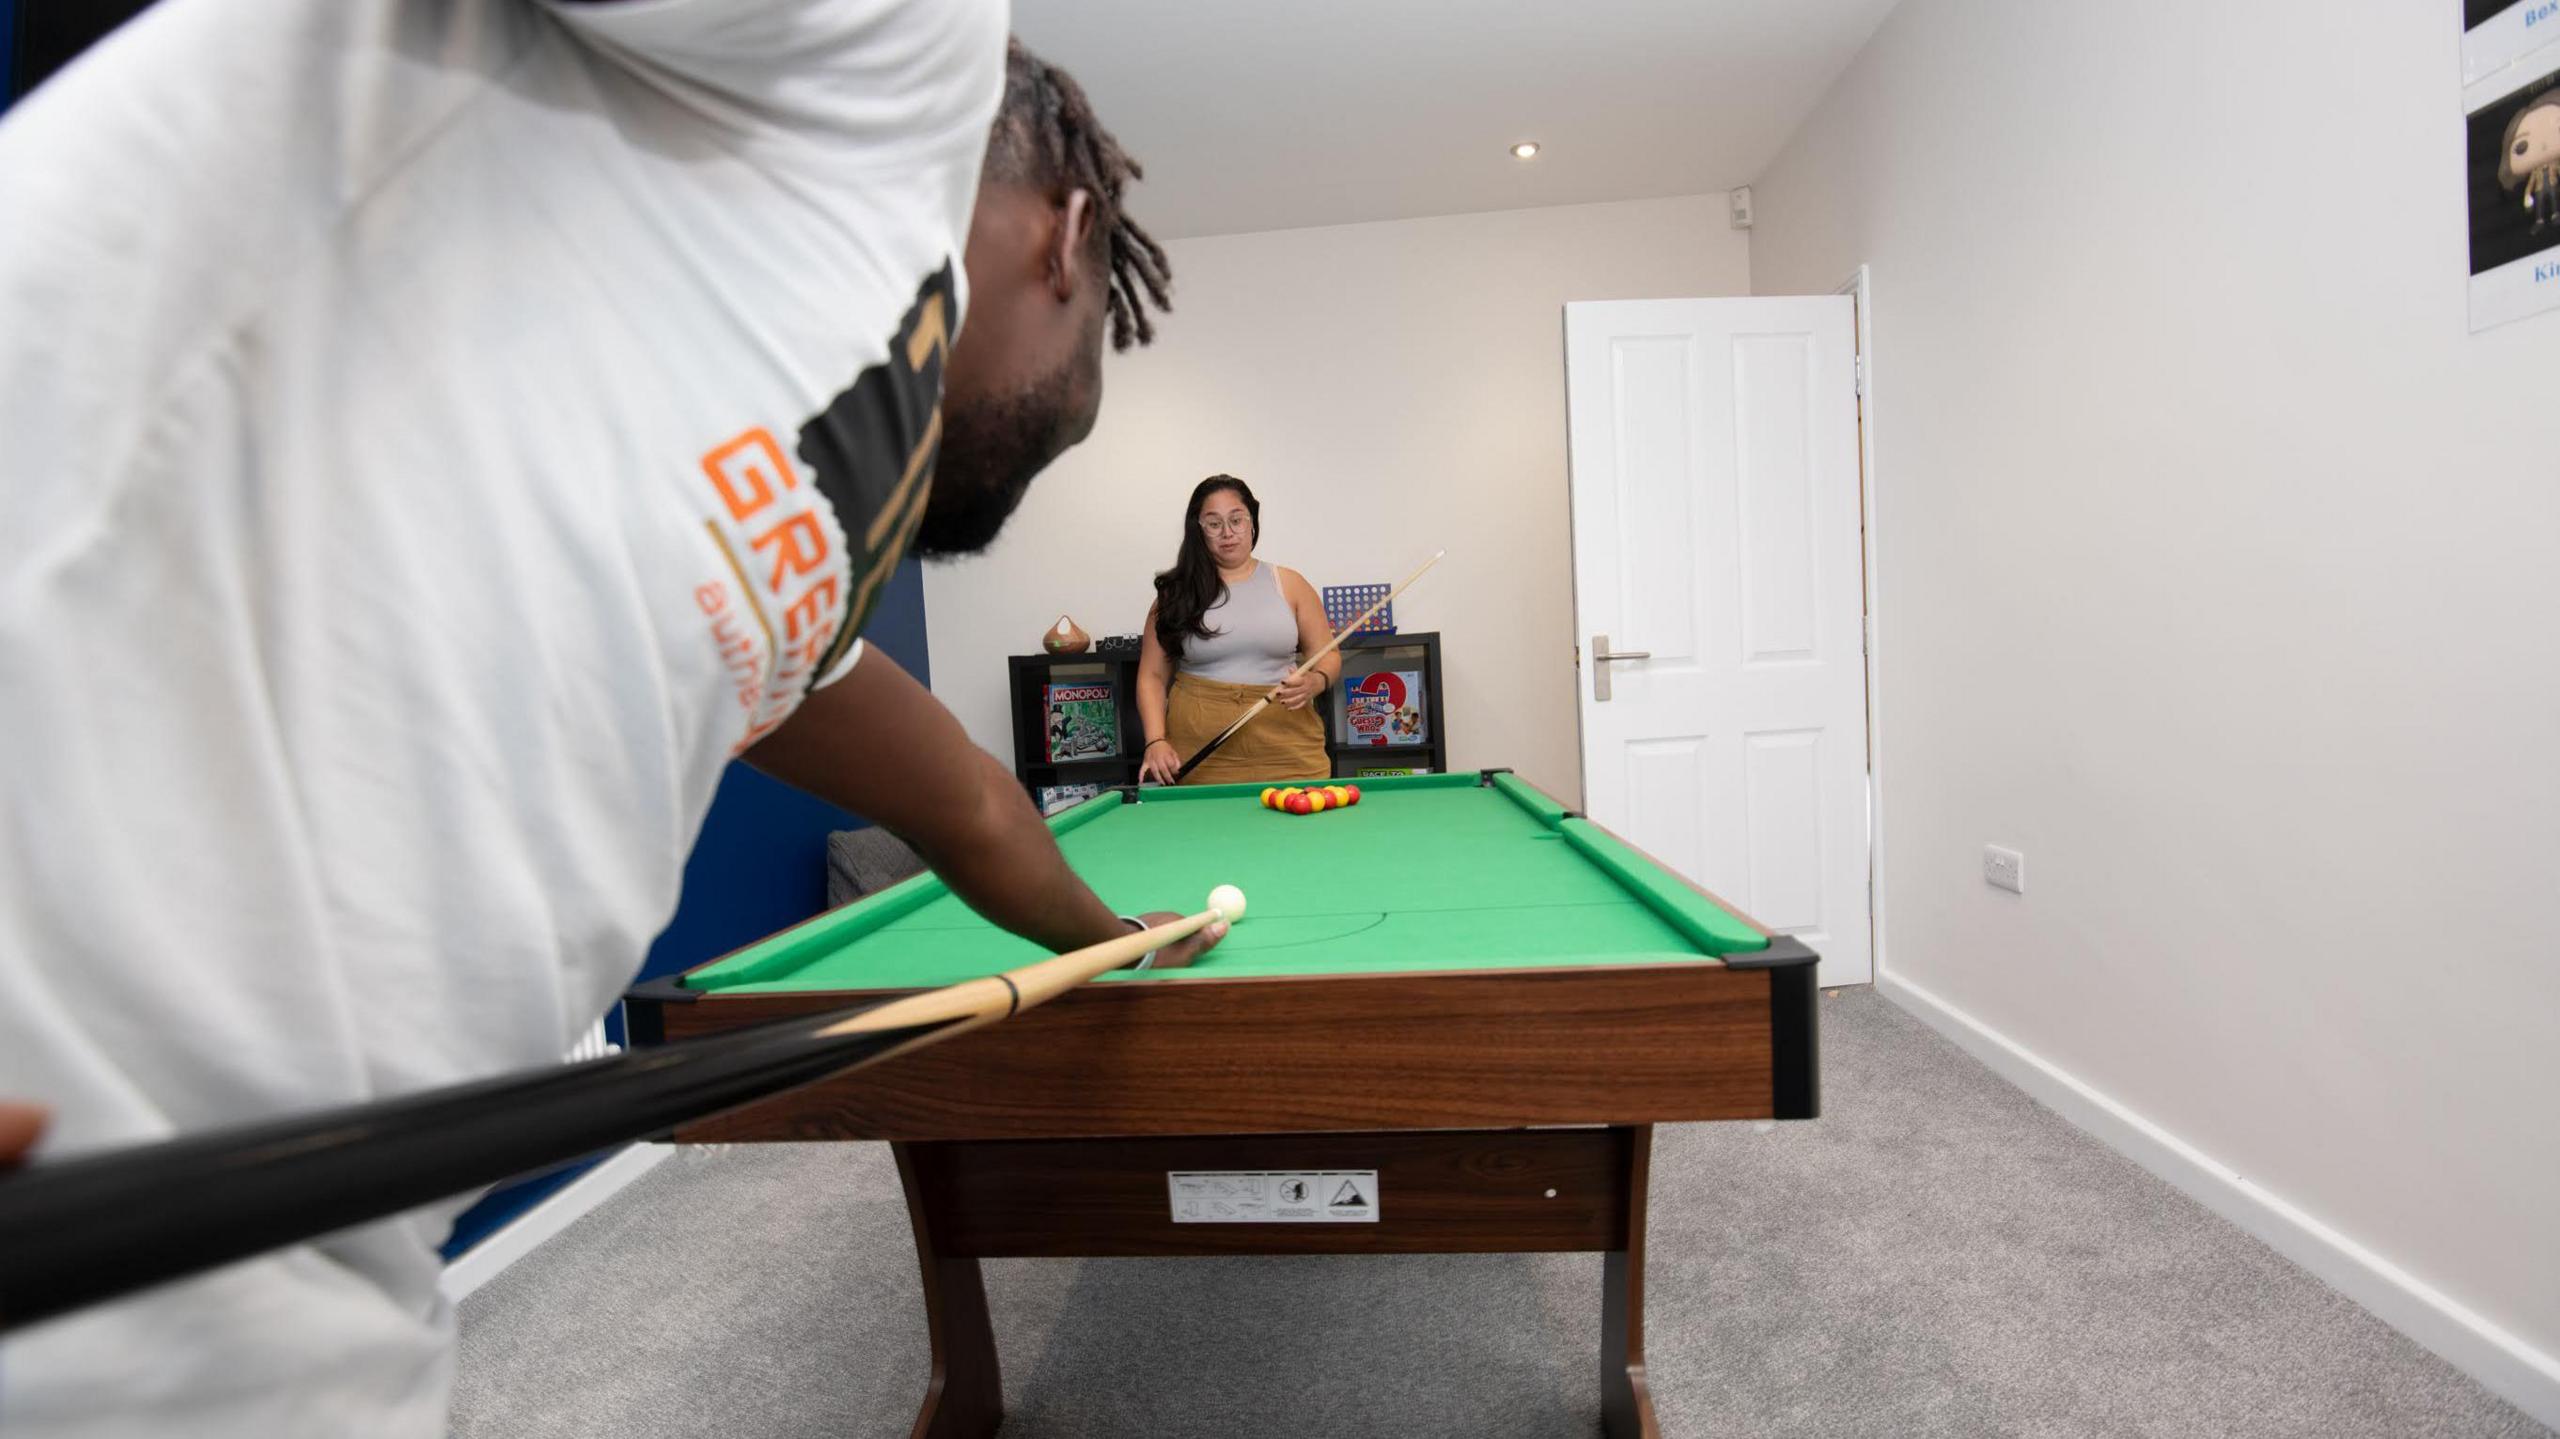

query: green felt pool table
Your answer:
[626,770,1818,1438]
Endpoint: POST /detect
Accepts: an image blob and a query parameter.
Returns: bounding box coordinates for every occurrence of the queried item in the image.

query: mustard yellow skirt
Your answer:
[1167,673,1330,786]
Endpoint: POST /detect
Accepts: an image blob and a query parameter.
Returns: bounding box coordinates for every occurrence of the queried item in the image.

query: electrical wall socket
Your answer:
[1983,844,2025,894]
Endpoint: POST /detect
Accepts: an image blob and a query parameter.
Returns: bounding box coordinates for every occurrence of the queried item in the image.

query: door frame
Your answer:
[1559,293,1876,986]
[1836,264,1888,988]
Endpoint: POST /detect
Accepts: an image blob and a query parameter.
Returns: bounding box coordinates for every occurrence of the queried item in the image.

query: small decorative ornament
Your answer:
[1043,615,1091,654]
[2499,90,2560,236]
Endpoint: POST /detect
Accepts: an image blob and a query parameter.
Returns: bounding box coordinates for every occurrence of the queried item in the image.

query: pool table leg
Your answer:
[1600,1124,1660,1439]
[894,1142,1004,1439]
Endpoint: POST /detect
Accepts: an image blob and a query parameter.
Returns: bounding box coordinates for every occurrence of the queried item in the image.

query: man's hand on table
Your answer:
[1135,910,1227,970]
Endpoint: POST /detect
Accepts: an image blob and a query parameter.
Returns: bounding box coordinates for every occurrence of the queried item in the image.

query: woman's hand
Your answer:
[1271,669,1327,711]
[1140,737,1181,785]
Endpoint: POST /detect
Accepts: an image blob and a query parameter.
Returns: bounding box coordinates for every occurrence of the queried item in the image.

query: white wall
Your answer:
[1750,0,2560,1415]
[924,196,1753,804]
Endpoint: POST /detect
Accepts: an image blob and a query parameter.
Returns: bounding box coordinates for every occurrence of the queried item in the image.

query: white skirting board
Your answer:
[438,1143,668,1306]
[1877,969,2560,1431]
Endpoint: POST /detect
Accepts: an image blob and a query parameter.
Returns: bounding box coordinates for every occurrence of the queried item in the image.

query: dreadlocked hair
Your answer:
[987,37,1173,351]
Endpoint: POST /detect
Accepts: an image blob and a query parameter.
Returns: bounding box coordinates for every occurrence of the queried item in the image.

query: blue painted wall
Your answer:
[638,551,934,981]
[446,557,933,1257]
[2,0,22,111]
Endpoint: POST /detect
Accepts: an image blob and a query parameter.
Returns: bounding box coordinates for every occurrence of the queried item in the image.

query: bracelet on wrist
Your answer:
[1118,914,1158,970]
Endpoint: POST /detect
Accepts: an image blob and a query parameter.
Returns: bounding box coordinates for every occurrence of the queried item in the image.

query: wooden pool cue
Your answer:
[0,905,1230,1336]
[1170,548,1445,784]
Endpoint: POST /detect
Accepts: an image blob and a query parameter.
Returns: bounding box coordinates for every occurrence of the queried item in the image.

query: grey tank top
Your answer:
[1184,563,1298,685]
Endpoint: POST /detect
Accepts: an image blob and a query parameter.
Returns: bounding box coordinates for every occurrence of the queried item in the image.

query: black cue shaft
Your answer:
[0,999,952,1336]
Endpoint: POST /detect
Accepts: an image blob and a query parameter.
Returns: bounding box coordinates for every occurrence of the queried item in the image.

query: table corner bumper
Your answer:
[1767,952,1821,1121]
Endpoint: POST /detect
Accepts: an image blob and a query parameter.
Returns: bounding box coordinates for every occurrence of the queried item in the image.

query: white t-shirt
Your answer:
[0,0,1001,1431]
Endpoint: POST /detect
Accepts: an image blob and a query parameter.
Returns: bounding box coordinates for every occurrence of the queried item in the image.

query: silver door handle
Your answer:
[1590,634,1647,702]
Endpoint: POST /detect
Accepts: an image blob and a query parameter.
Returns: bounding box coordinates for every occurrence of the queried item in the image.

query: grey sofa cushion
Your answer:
[825,827,927,907]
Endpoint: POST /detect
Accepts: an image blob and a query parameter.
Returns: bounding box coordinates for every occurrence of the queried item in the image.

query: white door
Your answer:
[1564,297,1870,986]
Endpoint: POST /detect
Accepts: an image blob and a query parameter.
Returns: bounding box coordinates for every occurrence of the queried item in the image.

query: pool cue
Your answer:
[1170,548,1445,783]
[0,906,1227,1336]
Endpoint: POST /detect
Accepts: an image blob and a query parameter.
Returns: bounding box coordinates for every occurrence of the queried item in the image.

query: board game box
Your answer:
[1035,782,1105,814]
[1340,670,1427,746]
[1043,682,1119,762]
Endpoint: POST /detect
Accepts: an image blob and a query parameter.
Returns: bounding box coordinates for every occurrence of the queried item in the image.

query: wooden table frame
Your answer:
[890,1124,1665,1439]
[624,773,1818,1438]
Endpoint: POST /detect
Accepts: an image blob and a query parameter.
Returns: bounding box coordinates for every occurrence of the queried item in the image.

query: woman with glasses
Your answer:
[1136,475,1339,786]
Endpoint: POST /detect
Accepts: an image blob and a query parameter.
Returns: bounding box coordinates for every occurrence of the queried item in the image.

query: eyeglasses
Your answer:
[1199,516,1252,536]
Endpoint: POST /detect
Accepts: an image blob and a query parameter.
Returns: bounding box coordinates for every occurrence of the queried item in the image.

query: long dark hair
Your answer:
[1152,475,1259,659]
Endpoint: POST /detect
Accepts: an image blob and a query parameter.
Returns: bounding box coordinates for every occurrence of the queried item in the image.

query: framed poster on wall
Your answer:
[2463,5,2560,330]
[2462,0,2560,86]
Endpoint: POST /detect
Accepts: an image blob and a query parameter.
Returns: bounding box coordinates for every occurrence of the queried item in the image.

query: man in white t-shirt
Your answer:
[0,1,1212,1433]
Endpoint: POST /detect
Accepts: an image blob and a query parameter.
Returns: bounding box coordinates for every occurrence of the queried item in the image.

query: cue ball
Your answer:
[1208,884,1248,922]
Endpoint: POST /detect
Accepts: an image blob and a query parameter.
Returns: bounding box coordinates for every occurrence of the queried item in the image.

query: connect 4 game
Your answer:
[1322,583,1395,637]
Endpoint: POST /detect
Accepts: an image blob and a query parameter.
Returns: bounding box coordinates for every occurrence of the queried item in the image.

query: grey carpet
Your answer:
[452,990,2549,1437]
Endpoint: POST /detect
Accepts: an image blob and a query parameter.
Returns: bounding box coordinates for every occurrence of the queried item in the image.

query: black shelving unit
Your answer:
[1006,630,1448,798]
[1008,651,1145,808]
[1326,631,1447,780]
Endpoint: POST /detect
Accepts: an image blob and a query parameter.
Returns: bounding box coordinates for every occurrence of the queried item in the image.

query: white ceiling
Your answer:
[1012,0,1904,241]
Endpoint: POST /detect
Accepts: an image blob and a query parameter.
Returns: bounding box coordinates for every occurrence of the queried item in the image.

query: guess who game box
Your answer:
[1341,670,1427,746]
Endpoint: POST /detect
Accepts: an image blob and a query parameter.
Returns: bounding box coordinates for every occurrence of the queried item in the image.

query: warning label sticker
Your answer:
[1168,1170,1381,1223]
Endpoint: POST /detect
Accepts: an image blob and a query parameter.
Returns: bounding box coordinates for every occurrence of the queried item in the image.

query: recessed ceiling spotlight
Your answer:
[1511,141,1541,160]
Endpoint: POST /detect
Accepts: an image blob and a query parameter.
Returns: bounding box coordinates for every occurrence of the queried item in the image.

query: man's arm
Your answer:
[746,644,1224,965]
[548,0,1006,154]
